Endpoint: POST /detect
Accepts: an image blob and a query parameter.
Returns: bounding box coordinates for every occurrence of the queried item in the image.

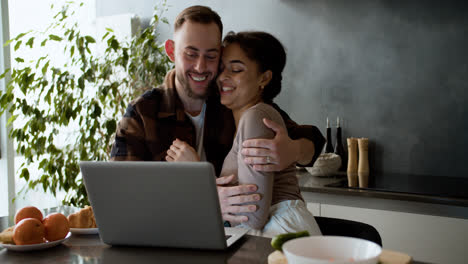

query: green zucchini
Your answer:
[270,230,310,251]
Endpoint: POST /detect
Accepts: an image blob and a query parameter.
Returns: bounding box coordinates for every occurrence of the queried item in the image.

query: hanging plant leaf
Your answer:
[49,34,63,41]
[26,37,35,48]
[0,1,172,207]
[20,168,30,181]
[85,36,96,43]
[14,40,22,51]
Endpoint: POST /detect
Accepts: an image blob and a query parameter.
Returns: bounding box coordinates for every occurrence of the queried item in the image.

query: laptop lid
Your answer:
[80,161,246,250]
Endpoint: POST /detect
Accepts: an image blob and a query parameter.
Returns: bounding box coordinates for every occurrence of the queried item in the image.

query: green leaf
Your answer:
[49,34,63,41]
[35,56,47,68]
[85,36,96,43]
[15,57,24,63]
[41,79,48,89]
[105,27,114,32]
[43,181,48,193]
[20,168,30,181]
[78,76,84,89]
[84,69,95,82]
[104,119,116,134]
[38,159,48,169]
[26,37,34,48]
[41,39,48,46]
[15,32,29,40]
[101,32,110,41]
[7,114,18,125]
[14,40,22,51]
[42,61,50,75]
[68,29,75,41]
[90,103,102,118]
[45,92,51,105]
[110,38,119,51]
[4,38,14,47]
[0,68,9,79]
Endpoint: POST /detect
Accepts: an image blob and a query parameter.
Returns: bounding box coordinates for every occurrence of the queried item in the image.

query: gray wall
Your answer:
[97,0,468,178]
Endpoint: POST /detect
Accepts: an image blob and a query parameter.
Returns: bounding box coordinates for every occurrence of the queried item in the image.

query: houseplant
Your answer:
[0,1,172,207]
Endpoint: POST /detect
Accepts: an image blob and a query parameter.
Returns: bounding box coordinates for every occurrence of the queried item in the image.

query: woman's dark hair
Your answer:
[222,31,286,103]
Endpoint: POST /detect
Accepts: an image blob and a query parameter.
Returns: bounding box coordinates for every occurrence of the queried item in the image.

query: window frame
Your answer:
[0,0,15,218]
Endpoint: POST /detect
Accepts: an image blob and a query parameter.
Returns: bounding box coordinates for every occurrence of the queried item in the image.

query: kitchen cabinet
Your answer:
[299,169,468,263]
[306,202,320,216]
[305,200,468,264]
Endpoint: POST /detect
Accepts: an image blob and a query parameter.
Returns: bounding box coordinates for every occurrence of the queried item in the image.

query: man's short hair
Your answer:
[174,5,223,35]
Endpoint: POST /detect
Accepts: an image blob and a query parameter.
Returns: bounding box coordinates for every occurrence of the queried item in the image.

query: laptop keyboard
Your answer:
[225,235,232,240]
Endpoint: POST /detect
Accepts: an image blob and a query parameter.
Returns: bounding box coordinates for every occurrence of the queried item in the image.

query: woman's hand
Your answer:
[165,139,200,162]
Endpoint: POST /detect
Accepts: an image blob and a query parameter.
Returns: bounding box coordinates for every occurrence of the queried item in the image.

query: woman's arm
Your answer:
[241,103,325,170]
[235,106,278,230]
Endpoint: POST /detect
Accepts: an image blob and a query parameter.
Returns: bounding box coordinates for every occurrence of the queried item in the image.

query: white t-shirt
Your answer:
[185,103,207,161]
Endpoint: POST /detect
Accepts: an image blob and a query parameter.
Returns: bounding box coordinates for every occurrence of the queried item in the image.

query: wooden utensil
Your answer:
[267,249,412,264]
[379,249,412,264]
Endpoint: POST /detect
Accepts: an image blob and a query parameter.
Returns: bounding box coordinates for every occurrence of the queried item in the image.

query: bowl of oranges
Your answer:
[0,206,71,251]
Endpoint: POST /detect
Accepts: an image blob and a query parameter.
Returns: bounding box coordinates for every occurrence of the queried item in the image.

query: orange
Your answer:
[42,213,70,241]
[14,206,43,224]
[13,218,45,245]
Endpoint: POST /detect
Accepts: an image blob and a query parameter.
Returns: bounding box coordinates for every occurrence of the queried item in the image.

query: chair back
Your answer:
[315,216,382,246]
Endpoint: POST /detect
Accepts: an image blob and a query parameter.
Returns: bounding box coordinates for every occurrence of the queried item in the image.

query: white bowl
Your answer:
[282,236,382,264]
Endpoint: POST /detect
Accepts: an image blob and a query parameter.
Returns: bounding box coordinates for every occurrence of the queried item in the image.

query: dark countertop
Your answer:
[0,233,273,264]
[0,233,432,264]
[297,169,468,207]
[0,205,273,264]
[0,210,432,264]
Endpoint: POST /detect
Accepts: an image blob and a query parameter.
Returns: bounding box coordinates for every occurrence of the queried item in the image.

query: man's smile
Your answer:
[189,72,209,82]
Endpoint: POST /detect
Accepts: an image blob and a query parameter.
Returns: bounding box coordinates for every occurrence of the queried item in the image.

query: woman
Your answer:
[215,31,321,237]
[168,31,322,237]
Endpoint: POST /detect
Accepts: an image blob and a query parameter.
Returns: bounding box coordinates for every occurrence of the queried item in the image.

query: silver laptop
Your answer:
[80,161,249,250]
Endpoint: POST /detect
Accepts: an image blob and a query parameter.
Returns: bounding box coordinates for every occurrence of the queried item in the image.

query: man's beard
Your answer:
[176,71,212,100]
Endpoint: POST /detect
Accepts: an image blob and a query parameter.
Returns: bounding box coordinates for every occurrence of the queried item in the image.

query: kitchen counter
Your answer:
[0,233,432,264]
[297,168,468,208]
[297,169,468,263]
[0,211,432,264]
[0,233,273,264]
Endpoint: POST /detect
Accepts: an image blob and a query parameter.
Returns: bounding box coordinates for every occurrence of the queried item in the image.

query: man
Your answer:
[110,5,324,224]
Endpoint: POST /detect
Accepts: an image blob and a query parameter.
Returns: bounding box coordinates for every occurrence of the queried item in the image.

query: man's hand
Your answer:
[165,138,200,162]
[241,118,301,171]
[216,174,260,223]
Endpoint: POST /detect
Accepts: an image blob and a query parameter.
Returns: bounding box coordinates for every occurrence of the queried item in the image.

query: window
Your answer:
[5,0,97,213]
